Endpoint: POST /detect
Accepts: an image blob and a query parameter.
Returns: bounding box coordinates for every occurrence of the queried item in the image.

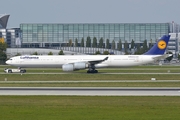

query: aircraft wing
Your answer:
[88,57,108,64]
[152,54,173,60]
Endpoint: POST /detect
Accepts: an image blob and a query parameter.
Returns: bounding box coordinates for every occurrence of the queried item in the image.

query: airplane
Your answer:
[6,35,171,73]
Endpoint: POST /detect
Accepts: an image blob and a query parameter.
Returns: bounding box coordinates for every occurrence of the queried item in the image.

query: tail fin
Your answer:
[144,35,170,55]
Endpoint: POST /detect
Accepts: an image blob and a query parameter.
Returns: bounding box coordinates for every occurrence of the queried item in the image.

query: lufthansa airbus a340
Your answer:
[6,35,171,73]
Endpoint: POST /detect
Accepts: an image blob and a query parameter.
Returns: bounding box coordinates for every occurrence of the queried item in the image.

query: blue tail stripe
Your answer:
[144,35,170,55]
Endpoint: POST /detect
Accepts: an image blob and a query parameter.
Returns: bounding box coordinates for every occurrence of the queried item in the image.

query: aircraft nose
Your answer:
[6,60,10,64]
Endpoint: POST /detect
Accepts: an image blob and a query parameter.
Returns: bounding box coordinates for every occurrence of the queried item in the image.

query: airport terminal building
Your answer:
[19,23,180,56]
[1,14,180,57]
[20,23,170,48]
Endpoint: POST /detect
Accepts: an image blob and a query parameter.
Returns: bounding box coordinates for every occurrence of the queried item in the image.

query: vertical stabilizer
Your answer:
[144,35,170,55]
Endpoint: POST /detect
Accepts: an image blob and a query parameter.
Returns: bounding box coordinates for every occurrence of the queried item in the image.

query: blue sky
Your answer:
[1,0,180,28]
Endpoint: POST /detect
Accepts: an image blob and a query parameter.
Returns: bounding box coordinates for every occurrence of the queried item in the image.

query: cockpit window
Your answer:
[10,59,12,60]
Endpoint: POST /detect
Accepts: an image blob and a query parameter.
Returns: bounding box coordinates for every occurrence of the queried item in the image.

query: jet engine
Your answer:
[62,64,74,71]
[62,62,87,71]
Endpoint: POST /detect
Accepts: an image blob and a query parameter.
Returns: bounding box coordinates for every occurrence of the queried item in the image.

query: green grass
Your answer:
[1,66,179,119]
[0,96,180,120]
[10,69,180,73]
[1,82,180,87]
[1,65,180,73]
[1,74,180,81]
[1,65,180,87]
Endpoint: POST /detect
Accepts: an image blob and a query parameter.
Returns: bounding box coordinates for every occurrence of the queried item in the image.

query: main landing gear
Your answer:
[87,69,98,73]
[87,64,98,73]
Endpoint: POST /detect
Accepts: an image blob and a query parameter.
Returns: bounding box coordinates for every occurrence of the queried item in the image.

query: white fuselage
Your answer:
[6,55,157,68]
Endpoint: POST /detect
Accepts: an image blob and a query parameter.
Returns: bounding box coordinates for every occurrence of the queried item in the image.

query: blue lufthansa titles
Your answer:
[20,56,39,59]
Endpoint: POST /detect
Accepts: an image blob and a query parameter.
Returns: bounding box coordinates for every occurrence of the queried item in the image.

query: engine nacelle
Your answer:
[74,62,86,69]
[62,64,74,71]
[62,62,87,71]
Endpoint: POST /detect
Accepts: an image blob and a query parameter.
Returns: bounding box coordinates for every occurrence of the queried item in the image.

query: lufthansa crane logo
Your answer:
[158,40,166,49]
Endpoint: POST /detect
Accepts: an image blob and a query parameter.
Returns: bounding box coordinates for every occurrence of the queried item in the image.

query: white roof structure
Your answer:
[0,14,10,29]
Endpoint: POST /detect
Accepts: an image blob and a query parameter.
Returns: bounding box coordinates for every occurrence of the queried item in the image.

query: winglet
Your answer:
[103,57,108,61]
[144,35,170,55]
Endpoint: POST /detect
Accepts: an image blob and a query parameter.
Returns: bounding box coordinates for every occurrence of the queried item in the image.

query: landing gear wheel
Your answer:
[94,70,98,73]
[87,70,98,73]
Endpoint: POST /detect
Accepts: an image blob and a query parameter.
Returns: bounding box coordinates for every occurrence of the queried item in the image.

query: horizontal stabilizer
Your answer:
[152,54,173,60]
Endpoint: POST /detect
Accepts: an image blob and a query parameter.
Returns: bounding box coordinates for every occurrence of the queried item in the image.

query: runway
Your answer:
[0,87,180,96]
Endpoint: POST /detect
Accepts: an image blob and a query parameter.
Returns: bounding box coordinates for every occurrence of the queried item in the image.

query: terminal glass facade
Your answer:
[20,23,170,48]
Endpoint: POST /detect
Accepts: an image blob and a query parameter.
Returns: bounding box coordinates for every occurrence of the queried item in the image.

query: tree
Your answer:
[68,39,72,47]
[88,36,91,47]
[95,51,101,55]
[0,42,7,51]
[81,38,84,47]
[106,39,110,49]
[0,51,7,64]
[143,40,148,53]
[86,36,91,47]
[0,42,8,64]
[118,39,122,51]
[135,43,140,54]
[103,51,109,55]
[149,39,153,49]
[131,39,135,50]
[58,50,64,55]
[32,51,38,55]
[86,37,89,47]
[75,38,78,47]
[111,40,115,50]
[135,43,144,55]
[15,53,21,56]
[99,38,104,48]
[92,37,97,48]
[124,40,129,54]
[48,51,53,55]
[129,39,135,54]
[178,54,180,60]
